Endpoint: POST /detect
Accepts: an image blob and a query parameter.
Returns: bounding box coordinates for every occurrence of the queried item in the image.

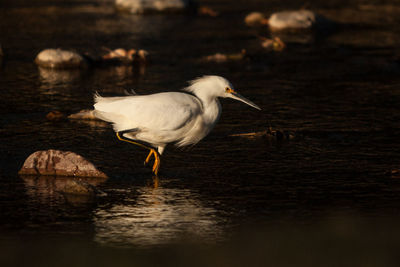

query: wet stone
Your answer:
[35,48,87,69]
[18,149,108,178]
[268,10,317,31]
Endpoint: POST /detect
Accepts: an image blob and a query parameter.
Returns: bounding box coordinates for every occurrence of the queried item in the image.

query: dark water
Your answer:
[1,0,400,265]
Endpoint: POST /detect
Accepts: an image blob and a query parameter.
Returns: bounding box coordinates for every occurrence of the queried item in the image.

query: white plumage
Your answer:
[94,75,260,175]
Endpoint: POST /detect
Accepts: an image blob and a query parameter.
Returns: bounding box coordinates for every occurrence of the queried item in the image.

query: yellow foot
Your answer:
[143,148,161,175]
[144,149,157,166]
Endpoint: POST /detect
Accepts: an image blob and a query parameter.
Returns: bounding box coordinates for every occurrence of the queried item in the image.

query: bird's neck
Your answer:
[198,95,222,125]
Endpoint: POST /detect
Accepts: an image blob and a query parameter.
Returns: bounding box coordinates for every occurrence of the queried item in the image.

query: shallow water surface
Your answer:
[1,0,400,264]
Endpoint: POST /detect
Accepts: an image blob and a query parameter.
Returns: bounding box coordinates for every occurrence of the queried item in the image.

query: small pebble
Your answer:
[46,111,66,121]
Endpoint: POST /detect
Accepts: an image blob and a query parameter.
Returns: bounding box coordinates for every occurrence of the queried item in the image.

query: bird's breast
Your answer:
[176,99,221,147]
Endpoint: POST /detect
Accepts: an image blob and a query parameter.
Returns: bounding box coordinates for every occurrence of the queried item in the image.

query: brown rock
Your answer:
[68,109,98,120]
[46,110,66,121]
[19,150,108,178]
[102,48,136,63]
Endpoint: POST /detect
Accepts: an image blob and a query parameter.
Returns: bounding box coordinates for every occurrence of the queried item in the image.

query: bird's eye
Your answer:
[225,87,231,93]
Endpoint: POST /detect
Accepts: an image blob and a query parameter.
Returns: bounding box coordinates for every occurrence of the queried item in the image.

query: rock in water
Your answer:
[35,48,86,69]
[19,150,107,178]
[244,12,268,26]
[115,0,195,14]
[268,10,317,31]
[68,109,98,120]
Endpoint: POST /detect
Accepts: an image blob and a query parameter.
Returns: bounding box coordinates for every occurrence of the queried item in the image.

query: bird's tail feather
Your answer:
[93,91,103,104]
[123,89,138,96]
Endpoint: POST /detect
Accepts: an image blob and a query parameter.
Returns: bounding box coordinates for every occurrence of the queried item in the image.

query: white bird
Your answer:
[93,75,261,175]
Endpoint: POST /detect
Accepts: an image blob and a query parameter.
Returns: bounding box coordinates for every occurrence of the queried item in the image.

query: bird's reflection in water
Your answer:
[94,182,224,247]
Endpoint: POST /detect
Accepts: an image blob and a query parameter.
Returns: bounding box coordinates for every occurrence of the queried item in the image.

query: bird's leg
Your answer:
[116,132,161,176]
[152,151,161,175]
[116,132,150,150]
[145,148,160,175]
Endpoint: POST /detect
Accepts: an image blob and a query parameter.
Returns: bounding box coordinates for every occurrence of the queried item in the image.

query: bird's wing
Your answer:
[94,92,202,132]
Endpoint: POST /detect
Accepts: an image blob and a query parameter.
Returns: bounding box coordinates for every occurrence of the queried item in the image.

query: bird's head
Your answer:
[184,75,261,110]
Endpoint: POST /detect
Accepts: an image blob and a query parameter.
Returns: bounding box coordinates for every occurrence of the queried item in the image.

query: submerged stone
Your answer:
[19,149,108,178]
[115,0,196,14]
[35,48,86,69]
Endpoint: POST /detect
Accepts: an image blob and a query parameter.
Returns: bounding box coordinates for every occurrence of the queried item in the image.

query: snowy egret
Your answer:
[93,75,261,175]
